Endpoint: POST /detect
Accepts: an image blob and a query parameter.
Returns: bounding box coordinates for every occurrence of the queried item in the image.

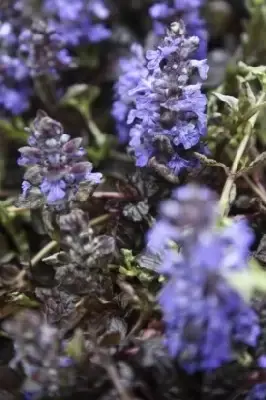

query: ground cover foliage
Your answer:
[2,1,266,399]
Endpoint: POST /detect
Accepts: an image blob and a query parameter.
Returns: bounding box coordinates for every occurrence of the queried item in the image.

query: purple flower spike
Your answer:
[148,184,218,253]
[18,110,102,208]
[19,19,72,77]
[42,0,111,47]
[128,21,208,178]
[3,310,76,397]
[149,0,207,60]
[0,1,32,114]
[112,43,147,143]
[147,184,259,373]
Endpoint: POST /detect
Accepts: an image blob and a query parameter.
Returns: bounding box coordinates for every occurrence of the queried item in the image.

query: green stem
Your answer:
[30,214,110,267]
[87,118,106,146]
[90,213,111,227]
[244,175,266,206]
[31,240,57,267]
[219,93,265,216]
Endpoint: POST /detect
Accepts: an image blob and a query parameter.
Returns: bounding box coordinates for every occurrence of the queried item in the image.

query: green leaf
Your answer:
[225,258,266,301]
[0,119,27,142]
[60,84,100,119]
[212,93,239,110]
[121,249,135,269]
[240,100,266,124]
[7,293,39,308]
[60,84,108,151]
[237,351,253,367]
[238,62,266,89]
[65,329,86,363]
[86,135,112,165]
[61,84,99,104]
[119,249,156,283]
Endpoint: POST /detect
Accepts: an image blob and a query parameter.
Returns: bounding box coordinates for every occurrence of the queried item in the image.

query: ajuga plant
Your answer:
[112,0,207,140]
[127,21,208,181]
[149,0,207,59]
[19,19,72,78]
[43,208,115,296]
[17,110,102,211]
[112,14,208,148]
[42,0,111,46]
[0,0,32,114]
[147,184,260,373]
[4,2,266,400]
[0,0,110,115]
[112,43,146,144]
[2,310,76,398]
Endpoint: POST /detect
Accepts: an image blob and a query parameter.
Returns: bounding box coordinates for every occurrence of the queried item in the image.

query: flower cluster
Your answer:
[2,310,76,397]
[0,0,32,114]
[0,0,110,115]
[42,0,111,46]
[128,21,208,178]
[147,184,260,373]
[149,0,207,59]
[112,43,146,143]
[19,19,72,77]
[18,110,102,208]
[44,208,115,295]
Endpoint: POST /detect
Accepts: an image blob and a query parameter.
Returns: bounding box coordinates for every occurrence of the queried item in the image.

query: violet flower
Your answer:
[0,0,32,114]
[112,43,147,143]
[0,2,71,114]
[2,310,76,397]
[149,0,207,59]
[0,1,109,115]
[18,110,102,208]
[128,21,208,178]
[42,0,111,47]
[19,19,72,77]
[147,184,260,373]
